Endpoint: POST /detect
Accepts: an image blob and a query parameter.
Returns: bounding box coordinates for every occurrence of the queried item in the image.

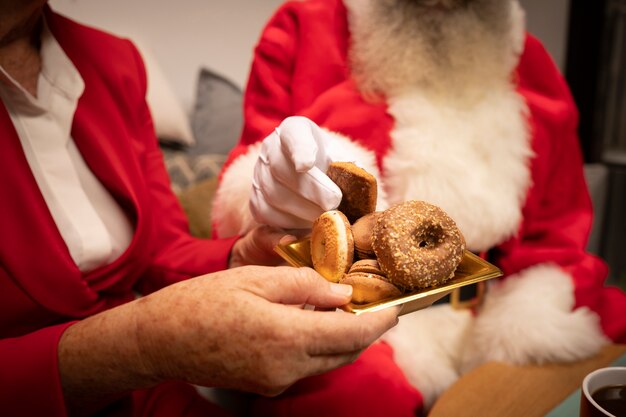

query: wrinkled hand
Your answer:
[136,266,400,396]
[251,116,342,229]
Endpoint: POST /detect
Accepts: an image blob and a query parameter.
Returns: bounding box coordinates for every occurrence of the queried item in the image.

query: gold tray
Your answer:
[275,239,502,316]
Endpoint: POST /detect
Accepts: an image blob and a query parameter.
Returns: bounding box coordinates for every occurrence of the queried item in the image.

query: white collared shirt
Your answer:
[0,21,133,273]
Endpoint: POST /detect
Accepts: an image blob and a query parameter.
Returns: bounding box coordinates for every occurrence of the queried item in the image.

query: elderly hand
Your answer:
[250,116,342,229]
[135,266,399,395]
[59,266,400,410]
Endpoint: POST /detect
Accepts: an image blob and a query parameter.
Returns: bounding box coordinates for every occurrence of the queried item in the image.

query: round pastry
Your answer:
[351,212,381,259]
[311,210,354,283]
[340,272,402,304]
[348,259,385,276]
[372,200,465,290]
[326,161,377,223]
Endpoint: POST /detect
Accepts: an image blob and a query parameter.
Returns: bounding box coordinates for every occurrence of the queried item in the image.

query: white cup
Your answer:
[580,367,626,417]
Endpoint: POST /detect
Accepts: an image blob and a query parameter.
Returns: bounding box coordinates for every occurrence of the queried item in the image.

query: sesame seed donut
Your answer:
[311,210,354,283]
[372,200,465,290]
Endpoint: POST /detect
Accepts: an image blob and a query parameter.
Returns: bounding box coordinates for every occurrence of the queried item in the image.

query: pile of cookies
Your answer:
[311,162,465,304]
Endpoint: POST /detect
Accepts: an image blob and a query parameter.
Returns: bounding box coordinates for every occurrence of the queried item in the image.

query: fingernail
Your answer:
[278,235,297,246]
[330,283,353,298]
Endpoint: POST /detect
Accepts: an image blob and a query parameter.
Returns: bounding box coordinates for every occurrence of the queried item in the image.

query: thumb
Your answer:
[251,225,296,256]
[230,226,297,268]
[251,266,353,308]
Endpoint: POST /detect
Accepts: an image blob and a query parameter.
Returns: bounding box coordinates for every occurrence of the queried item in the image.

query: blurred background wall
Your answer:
[50,0,284,110]
[50,0,571,109]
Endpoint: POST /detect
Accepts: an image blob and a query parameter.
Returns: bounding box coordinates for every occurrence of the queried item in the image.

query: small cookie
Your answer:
[327,162,377,224]
[340,272,402,304]
[348,259,385,276]
[351,212,381,259]
[311,210,354,283]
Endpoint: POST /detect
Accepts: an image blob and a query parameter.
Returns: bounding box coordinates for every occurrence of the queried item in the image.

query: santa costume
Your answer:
[212,0,626,414]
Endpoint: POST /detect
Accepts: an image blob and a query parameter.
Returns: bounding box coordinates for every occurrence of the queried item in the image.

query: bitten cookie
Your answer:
[326,162,377,224]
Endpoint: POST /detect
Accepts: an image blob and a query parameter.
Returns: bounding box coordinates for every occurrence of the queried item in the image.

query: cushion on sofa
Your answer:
[190,67,243,155]
[160,67,244,238]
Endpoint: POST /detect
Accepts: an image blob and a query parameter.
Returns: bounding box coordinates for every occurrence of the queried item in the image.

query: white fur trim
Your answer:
[212,131,385,237]
[383,87,532,253]
[212,143,262,238]
[460,264,609,372]
[345,0,532,252]
[324,130,389,211]
[383,304,472,410]
[510,1,526,59]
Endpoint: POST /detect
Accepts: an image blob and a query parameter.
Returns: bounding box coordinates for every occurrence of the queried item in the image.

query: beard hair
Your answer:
[345,0,522,103]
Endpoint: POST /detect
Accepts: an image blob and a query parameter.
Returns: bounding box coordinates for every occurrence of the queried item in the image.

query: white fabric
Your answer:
[213,124,389,238]
[250,116,342,229]
[383,304,472,409]
[459,264,609,371]
[382,264,609,411]
[0,21,133,273]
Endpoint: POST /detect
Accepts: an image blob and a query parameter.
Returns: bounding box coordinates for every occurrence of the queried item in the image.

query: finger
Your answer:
[279,116,320,171]
[278,234,298,246]
[250,225,297,256]
[250,185,316,229]
[254,162,328,222]
[300,349,364,378]
[263,140,342,210]
[299,307,401,356]
[304,167,342,211]
[247,266,353,307]
[283,228,312,239]
[309,124,334,171]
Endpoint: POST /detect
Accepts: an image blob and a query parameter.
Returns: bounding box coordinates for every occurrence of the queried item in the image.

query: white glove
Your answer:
[251,116,342,229]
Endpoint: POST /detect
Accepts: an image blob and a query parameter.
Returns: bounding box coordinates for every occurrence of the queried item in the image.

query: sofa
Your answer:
[151,64,243,239]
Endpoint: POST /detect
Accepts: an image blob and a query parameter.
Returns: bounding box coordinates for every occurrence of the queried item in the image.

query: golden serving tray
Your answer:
[275,239,502,316]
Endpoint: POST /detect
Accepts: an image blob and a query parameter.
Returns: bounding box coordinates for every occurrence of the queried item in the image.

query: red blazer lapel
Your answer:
[0,102,104,317]
[46,8,151,293]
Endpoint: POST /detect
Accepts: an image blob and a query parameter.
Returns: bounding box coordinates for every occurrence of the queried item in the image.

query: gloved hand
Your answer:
[251,116,342,229]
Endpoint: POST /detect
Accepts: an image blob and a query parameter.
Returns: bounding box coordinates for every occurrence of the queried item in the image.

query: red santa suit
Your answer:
[0,8,238,417]
[212,0,626,413]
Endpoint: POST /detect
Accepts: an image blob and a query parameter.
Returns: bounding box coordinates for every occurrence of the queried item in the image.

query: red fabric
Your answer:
[0,323,73,417]
[501,35,626,341]
[0,8,237,416]
[223,0,394,172]
[252,342,423,417]
[129,383,234,417]
[221,0,626,343]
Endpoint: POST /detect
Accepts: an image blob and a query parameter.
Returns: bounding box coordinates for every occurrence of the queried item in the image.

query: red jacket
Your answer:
[0,9,237,416]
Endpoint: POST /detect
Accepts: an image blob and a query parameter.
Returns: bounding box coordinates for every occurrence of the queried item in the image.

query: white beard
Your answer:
[344,0,524,103]
[343,0,531,252]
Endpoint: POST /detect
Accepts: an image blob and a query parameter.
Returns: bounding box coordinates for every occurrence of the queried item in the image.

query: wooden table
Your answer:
[428,344,626,417]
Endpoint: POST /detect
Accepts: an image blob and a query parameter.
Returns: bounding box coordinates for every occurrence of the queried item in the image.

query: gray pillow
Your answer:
[190,67,243,156]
